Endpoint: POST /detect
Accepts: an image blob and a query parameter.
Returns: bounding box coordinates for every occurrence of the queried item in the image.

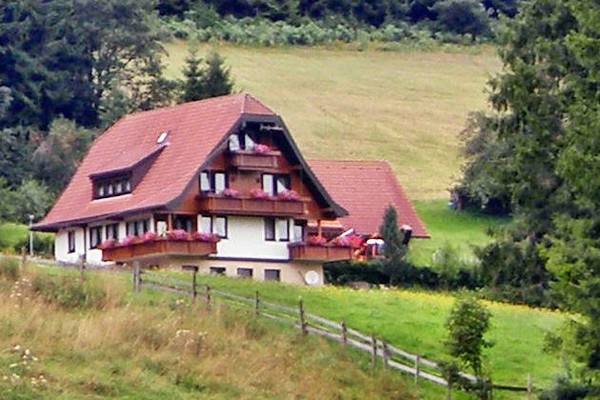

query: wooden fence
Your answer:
[132,263,535,399]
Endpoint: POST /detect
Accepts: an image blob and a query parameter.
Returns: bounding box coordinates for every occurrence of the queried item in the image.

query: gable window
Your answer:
[93,174,132,199]
[89,226,102,249]
[199,171,227,193]
[262,174,290,196]
[228,132,258,152]
[264,218,275,241]
[105,223,119,240]
[126,219,150,236]
[68,231,76,253]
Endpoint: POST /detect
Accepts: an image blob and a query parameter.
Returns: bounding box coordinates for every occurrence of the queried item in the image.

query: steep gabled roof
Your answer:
[35,93,341,231]
[307,160,429,238]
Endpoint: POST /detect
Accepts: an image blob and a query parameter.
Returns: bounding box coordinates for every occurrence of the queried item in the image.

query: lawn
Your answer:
[163,41,501,200]
[0,222,28,251]
[409,199,510,265]
[161,271,564,394]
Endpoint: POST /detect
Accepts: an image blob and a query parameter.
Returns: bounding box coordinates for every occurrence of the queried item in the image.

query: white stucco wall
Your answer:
[55,227,85,264]
[213,216,294,260]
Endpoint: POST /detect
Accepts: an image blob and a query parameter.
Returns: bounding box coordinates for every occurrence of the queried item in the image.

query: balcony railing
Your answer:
[197,194,305,217]
[229,150,281,170]
[288,242,354,261]
[101,239,217,262]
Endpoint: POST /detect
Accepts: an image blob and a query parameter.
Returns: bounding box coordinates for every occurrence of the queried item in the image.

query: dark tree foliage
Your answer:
[179,49,234,103]
[458,0,600,389]
[432,0,490,37]
[378,205,408,284]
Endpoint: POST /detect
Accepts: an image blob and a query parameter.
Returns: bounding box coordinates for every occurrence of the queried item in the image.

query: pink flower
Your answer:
[98,239,116,249]
[253,143,271,154]
[220,188,240,198]
[276,189,300,201]
[329,234,363,248]
[120,235,141,246]
[250,188,270,199]
[308,236,327,246]
[142,231,157,242]
[192,231,219,242]
[166,229,190,241]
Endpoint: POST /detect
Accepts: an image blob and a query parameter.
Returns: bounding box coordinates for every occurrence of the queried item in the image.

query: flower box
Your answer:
[288,242,354,261]
[229,150,281,170]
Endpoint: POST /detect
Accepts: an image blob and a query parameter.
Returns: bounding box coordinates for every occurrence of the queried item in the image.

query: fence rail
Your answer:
[130,262,535,398]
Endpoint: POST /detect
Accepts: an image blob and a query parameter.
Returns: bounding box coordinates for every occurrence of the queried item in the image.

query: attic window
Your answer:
[93,174,132,199]
[156,131,169,144]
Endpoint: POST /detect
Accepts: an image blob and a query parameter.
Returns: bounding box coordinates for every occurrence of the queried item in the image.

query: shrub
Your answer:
[0,257,20,281]
[12,233,54,257]
[32,274,108,310]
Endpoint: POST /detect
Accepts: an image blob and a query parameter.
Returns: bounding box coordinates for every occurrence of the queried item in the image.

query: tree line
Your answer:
[0,0,233,223]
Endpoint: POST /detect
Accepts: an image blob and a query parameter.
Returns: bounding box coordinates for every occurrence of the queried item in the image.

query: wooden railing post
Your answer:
[341,321,347,345]
[382,341,389,369]
[298,298,307,335]
[192,269,197,300]
[527,374,532,400]
[414,355,420,384]
[371,334,377,368]
[78,255,85,281]
[254,290,260,316]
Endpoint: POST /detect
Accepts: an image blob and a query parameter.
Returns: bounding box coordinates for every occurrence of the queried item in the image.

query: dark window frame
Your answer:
[264,269,281,281]
[237,267,253,278]
[277,218,290,242]
[261,173,291,196]
[214,216,228,238]
[89,226,102,249]
[105,223,119,240]
[199,170,228,193]
[264,217,276,241]
[67,231,76,253]
[93,174,132,199]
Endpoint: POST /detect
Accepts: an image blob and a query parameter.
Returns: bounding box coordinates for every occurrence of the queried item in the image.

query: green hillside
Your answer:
[164,42,501,200]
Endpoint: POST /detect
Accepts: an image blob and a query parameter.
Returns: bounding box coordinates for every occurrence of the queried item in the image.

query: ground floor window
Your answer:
[210,266,226,275]
[105,223,119,240]
[89,226,102,249]
[68,231,76,253]
[264,269,281,281]
[126,219,150,236]
[237,268,253,278]
[199,215,228,238]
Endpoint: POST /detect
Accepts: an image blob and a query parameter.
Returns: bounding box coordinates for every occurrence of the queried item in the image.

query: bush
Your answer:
[32,274,107,310]
[12,233,54,257]
[0,257,20,281]
[538,377,594,400]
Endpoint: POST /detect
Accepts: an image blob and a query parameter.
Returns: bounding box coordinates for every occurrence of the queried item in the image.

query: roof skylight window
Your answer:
[157,131,169,144]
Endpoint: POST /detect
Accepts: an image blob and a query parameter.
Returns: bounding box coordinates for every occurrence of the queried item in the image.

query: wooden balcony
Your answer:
[229,150,281,170]
[197,195,305,217]
[101,239,217,262]
[288,242,354,261]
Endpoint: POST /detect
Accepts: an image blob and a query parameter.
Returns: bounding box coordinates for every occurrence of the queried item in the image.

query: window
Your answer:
[210,267,226,275]
[68,231,76,253]
[105,223,119,240]
[264,218,275,241]
[199,171,227,193]
[293,221,305,242]
[93,174,132,199]
[126,219,150,236]
[262,174,290,196]
[89,226,102,249]
[264,269,281,281]
[173,215,192,232]
[277,218,289,242]
[198,215,227,238]
[199,216,212,233]
[237,268,253,278]
[214,216,227,238]
[228,132,258,151]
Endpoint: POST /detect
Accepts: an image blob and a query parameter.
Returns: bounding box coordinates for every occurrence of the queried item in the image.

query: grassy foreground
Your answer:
[164,42,500,200]
[0,261,418,399]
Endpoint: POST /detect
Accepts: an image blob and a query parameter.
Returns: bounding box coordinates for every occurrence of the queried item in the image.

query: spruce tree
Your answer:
[379,205,407,284]
[200,50,234,99]
[180,48,205,103]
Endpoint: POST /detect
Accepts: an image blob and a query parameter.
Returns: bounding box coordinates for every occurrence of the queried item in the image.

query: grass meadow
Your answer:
[0,260,420,399]
[163,41,501,200]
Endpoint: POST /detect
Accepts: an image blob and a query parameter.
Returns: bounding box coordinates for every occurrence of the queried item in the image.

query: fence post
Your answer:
[371,334,377,368]
[414,355,420,384]
[205,284,211,307]
[78,255,86,281]
[192,269,197,300]
[254,290,260,316]
[20,246,27,271]
[341,321,347,345]
[382,341,389,369]
[527,374,532,400]
[133,261,141,292]
[298,298,307,335]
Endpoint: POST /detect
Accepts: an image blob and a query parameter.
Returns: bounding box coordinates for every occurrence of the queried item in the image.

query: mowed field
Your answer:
[163,41,501,200]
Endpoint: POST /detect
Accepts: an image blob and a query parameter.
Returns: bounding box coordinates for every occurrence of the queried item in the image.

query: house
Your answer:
[33,93,427,285]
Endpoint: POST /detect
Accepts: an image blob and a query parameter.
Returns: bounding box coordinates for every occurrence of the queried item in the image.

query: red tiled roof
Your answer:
[307,160,429,238]
[34,93,275,231]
